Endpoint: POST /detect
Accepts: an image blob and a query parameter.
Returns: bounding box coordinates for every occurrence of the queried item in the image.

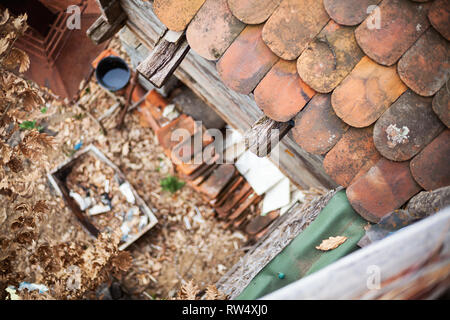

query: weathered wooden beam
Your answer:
[244,116,293,157]
[96,0,124,23]
[137,33,190,88]
[86,13,127,45]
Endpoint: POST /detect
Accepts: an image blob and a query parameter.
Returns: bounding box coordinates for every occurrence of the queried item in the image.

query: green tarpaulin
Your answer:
[237,190,367,300]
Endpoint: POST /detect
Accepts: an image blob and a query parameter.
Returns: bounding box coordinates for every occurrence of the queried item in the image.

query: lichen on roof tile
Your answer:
[410,129,450,191]
[373,90,445,162]
[331,56,407,128]
[428,0,450,41]
[262,0,330,60]
[153,0,206,32]
[297,20,364,93]
[355,0,431,66]
[323,126,381,188]
[292,93,348,155]
[398,28,450,97]
[347,158,421,223]
[432,82,450,128]
[186,0,245,61]
[323,0,381,26]
[254,59,315,122]
[227,0,283,25]
[216,24,279,95]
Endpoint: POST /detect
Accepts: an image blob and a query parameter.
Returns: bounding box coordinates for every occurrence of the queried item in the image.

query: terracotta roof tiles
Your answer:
[153,0,206,32]
[373,90,445,161]
[254,59,315,122]
[227,0,283,25]
[323,0,381,26]
[151,0,450,222]
[186,0,245,60]
[355,0,431,66]
[217,24,279,95]
[262,0,330,60]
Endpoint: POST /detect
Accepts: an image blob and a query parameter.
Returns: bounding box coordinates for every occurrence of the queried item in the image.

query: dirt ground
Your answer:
[1,37,247,299]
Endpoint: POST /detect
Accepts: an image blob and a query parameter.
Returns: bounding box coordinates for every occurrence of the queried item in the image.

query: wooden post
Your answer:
[137,33,190,88]
[244,116,293,157]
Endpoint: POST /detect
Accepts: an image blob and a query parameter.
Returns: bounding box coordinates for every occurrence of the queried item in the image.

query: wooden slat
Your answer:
[137,34,190,88]
[86,13,127,45]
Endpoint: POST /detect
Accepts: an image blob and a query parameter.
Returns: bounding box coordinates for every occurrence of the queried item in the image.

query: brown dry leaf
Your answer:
[179,280,199,300]
[0,9,10,25]
[0,37,10,56]
[111,251,133,272]
[12,14,27,34]
[3,48,30,73]
[0,142,12,165]
[204,285,227,300]
[315,236,348,251]
[19,89,43,110]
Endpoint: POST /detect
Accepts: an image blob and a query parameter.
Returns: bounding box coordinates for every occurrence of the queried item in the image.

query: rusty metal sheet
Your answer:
[293,93,348,155]
[432,82,450,128]
[254,59,315,122]
[428,0,450,41]
[323,126,382,187]
[355,0,430,66]
[227,0,283,24]
[347,158,421,223]
[323,0,381,26]
[186,0,245,61]
[410,130,450,191]
[217,24,279,95]
[153,0,206,32]
[197,164,236,199]
[245,210,279,235]
[262,0,329,60]
[331,56,407,128]
[216,183,252,218]
[374,90,445,161]
[398,28,450,97]
[155,115,196,151]
[297,20,364,93]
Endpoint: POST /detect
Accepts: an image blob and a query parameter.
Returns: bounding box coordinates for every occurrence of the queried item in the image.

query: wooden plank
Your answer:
[119,0,337,190]
[244,116,292,158]
[136,35,190,88]
[96,0,124,23]
[86,13,127,45]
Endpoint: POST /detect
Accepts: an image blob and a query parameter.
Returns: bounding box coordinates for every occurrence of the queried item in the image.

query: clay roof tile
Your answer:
[331,56,407,128]
[153,0,206,32]
[186,0,245,61]
[398,27,450,97]
[297,20,364,93]
[428,0,450,41]
[323,0,381,26]
[410,129,450,191]
[227,0,283,25]
[373,90,445,161]
[254,59,315,122]
[262,0,330,60]
[347,158,421,223]
[217,24,279,95]
[292,93,348,155]
[355,0,431,66]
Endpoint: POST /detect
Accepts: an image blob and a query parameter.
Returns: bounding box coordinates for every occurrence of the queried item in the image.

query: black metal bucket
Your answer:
[95,56,131,92]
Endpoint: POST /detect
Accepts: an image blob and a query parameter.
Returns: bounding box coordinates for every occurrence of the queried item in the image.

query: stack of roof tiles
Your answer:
[137,88,274,238]
[151,0,449,223]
